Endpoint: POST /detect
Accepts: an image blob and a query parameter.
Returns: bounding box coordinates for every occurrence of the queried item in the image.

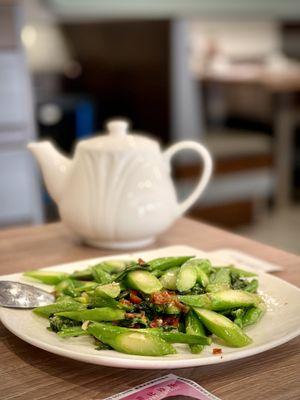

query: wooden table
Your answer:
[0,218,299,400]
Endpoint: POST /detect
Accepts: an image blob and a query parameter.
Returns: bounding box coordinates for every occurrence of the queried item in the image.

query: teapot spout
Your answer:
[28,141,71,204]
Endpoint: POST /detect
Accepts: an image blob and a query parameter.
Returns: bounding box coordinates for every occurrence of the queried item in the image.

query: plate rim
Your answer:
[1,310,300,369]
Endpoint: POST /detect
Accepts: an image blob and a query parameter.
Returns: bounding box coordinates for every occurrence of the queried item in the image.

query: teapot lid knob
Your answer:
[106,119,129,137]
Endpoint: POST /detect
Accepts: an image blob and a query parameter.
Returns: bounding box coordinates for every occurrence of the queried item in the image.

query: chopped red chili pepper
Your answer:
[163,316,179,327]
[130,290,142,304]
[212,348,222,355]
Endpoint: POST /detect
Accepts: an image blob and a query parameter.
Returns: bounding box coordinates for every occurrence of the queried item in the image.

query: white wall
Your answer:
[48,0,300,21]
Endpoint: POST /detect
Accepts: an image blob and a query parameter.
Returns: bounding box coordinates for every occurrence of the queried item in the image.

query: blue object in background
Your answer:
[75,99,95,139]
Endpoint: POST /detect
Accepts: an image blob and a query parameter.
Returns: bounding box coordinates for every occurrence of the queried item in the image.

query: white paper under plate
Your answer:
[0,245,299,369]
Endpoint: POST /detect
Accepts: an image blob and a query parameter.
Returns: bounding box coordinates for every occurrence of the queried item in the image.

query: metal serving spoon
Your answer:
[0,281,55,309]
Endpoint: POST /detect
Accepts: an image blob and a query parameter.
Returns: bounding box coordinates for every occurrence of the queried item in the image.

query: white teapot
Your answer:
[28,119,212,249]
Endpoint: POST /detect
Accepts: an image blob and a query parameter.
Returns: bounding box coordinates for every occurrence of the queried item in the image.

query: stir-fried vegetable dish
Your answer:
[24,256,265,356]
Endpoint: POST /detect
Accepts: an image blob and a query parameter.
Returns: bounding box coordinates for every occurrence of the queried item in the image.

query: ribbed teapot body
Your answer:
[58,147,178,243]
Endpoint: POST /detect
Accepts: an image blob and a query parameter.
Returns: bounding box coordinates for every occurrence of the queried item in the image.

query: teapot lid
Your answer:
[77,119,159,152]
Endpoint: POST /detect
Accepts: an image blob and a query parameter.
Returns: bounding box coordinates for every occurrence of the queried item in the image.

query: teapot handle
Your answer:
[164,141,213,216]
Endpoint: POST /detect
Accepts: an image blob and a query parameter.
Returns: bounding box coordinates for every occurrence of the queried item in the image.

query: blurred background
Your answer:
[1,0,300,253]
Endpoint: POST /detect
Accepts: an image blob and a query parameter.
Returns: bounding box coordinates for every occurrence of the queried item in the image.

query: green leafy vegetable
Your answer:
[25,255,266,357]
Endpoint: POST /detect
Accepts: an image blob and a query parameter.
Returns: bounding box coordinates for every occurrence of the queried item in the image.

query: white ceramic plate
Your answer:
[0,245,300,369]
